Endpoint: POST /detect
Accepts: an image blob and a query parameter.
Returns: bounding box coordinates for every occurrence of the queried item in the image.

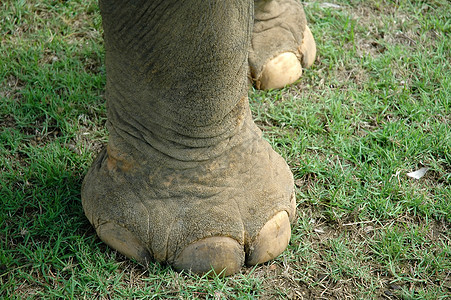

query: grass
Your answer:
[1,0,450,298]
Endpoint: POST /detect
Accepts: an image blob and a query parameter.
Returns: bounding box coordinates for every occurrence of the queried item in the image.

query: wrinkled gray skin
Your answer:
[82,0,312,275]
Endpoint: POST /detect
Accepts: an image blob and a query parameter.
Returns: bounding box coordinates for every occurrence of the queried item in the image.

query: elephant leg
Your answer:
[82,0,295,276]
[249,0,316,89]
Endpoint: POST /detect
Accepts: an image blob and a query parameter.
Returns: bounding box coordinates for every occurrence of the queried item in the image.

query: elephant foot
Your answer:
[250,0,316,90]
[81,112,296,276]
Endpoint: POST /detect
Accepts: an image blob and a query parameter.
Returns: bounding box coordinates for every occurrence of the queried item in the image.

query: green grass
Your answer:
[1,0,450,298]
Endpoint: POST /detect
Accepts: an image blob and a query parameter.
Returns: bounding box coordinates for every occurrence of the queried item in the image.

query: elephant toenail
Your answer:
[173,236,245,276]
[258,52,303,90]
[246,211,291,265]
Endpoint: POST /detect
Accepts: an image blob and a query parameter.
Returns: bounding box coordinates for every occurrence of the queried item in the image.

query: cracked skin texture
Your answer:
[82,0,314,275]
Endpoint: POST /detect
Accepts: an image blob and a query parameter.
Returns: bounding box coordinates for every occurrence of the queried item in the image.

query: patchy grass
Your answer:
[1,0,450,299]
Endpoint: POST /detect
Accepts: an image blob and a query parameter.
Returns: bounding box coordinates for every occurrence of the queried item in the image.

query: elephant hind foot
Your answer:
[257,52,303,90]
[255,25,316,90]
[299,25,316,68]
[250,0,316,90]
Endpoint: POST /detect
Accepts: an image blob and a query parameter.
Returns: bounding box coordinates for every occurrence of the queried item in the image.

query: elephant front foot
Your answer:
[81,118,296,276]
[250,0,316,90]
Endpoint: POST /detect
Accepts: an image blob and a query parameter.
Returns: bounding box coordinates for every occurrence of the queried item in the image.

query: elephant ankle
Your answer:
[106,98,257,167]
